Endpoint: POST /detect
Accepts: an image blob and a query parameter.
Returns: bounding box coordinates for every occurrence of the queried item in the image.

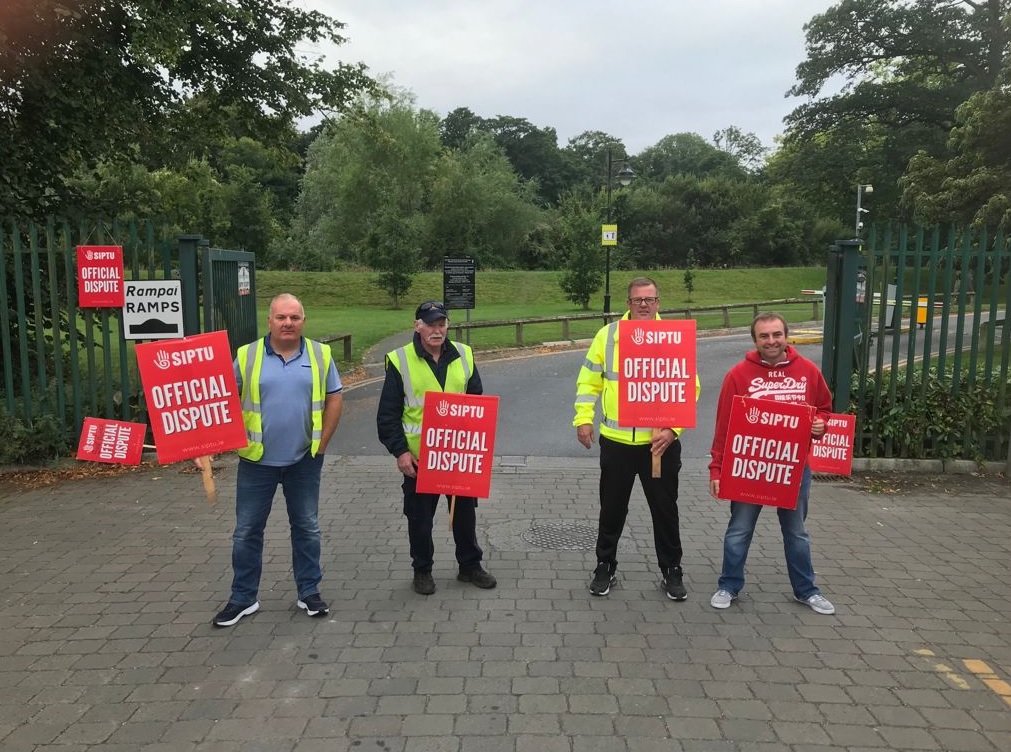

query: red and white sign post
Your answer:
[717,396,814,509]
[136,330,248,502]
[808,413,856,476]
[617,319,697,477]
[76,245,125,308]
[76,418,147,465]
[416,392,499,526]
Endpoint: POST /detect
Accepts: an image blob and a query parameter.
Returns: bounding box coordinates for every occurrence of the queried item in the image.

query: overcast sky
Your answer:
[300,1,838,154]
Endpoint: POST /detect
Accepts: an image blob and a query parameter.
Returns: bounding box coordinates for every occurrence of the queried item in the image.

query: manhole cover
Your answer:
[522,522,598,550]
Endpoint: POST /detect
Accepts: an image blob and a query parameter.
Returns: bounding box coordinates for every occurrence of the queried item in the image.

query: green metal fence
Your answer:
[2,219,179,439]
[852,224,1010,461]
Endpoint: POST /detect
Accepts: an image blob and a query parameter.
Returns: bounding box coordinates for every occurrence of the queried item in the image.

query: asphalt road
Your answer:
[328,331,826,461]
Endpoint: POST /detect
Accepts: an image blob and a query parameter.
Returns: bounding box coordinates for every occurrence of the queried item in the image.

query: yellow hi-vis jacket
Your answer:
[235,337,333,461]
[387,341,474,456]
[573,312,701,445]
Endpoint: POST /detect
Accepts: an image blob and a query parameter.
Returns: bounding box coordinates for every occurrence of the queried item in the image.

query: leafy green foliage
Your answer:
[0,406,67,465]
[780,0,1009,228]
[683,251,696,301]
[852,366,1010,461]
[0,0,376,218]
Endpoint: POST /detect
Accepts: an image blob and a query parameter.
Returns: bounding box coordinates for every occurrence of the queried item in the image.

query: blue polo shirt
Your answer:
[234,336,342,466]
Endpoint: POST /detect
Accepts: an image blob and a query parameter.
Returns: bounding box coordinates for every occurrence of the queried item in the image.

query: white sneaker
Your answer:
[796,593,835,615]
[710,589,737,609]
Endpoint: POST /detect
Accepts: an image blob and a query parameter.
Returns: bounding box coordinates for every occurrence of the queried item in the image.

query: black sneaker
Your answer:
[457,567,497,589]
[297,593,329,617]
[213,601,259,627]
[663,566,688,601]
[413,572,436,595]
[589,562,616,596]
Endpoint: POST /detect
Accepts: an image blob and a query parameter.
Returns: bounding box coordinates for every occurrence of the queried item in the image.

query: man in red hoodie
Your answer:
[708,312,836,615]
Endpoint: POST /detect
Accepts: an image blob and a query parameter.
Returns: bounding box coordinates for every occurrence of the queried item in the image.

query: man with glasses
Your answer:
[574,278,699,600]
[377,300,497,595]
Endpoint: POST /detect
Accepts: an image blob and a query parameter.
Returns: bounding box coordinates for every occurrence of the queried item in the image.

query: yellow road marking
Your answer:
[962,659,1011,708]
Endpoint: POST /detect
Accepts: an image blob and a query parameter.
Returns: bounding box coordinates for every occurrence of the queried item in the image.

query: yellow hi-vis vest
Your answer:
[235,337,333,461]
[387,341,474,456]
[573,313,701,445]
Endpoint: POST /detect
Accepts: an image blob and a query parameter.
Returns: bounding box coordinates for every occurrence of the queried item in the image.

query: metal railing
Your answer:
[448,298,823,347]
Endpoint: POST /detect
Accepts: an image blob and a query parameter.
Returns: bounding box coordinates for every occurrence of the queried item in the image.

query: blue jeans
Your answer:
[230,453,324,604]
[717,466,820,600]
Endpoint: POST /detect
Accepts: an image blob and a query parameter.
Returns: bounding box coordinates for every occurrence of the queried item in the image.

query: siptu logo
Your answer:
[85,249,95,261]
[745,405,762,424]
[154,350,172,370]
[631,327,646,345]
[436,399,450,416]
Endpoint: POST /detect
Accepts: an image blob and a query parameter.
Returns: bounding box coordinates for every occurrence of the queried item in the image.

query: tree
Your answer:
[289,93,443,269]
[483,116,576,205]
[683,250,697,301]
[712,126,767,174]
[556,195,604,309]
[563,131,628,190]
[781,0,1009,226]
[902,62,1011,228]
[426,135,543,268]
[635,133,745,183]
[0,0,376,218]
[367,209,422,307]
[439,107,485,149]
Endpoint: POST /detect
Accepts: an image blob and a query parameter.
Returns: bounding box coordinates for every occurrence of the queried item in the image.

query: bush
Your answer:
[851,367,1010,461]
[0,406,68,465]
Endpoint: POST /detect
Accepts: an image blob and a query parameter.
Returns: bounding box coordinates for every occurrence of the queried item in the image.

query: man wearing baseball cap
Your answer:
[376,301,497,595]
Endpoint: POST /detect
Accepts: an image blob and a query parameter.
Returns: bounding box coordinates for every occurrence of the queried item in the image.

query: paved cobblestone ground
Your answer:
[1,455,1009,751]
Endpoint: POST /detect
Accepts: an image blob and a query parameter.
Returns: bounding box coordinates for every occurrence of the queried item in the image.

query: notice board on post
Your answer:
[443,257,475,310]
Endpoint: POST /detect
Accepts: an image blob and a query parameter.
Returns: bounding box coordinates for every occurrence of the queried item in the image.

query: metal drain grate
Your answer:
[522,522,598,550]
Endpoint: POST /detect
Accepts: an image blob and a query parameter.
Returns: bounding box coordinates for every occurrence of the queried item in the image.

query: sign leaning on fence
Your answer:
[135,330,247,463]
[76,245,125,308]
[122,280,183,340]
[717,396,814,509]
[76,418,146,465]
[808,413,855,476]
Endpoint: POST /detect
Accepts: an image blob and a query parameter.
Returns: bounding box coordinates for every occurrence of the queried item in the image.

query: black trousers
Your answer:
[401,475,483,574]
[596,435,683,573]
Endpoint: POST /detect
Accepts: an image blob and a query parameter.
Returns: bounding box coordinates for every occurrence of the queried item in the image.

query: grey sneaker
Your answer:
[796,593,835,615]
[589,562,616,596]
[710,589,737,609]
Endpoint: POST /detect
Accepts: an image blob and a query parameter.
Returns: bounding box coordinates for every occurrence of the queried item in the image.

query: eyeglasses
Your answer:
[629,297,659,306]
[418,301,445,313]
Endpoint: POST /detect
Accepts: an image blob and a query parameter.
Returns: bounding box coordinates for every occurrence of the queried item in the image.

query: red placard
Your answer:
[136,330,247,463]
[808,413,855,475]
[76,245,125,308]
[416,392,499,498]
[616,319,697,428]
[76,418,146,465]
[717,396,814,509]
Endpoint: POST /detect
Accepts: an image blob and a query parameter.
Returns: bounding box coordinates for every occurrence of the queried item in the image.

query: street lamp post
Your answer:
[855,183,873,238]
[603,145,635,313]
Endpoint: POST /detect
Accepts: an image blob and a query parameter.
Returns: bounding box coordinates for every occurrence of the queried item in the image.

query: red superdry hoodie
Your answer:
[708,345,833,481]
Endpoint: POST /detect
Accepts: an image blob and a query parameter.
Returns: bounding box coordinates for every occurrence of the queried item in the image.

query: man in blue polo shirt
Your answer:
[208,293,344,627]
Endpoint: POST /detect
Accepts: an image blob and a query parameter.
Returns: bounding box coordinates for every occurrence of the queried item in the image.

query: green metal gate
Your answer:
[201,244,258,357]
[1,221,258,452]
[826,225,1011,462]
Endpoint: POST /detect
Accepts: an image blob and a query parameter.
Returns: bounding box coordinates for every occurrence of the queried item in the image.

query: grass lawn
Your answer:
[252,267,828,364]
